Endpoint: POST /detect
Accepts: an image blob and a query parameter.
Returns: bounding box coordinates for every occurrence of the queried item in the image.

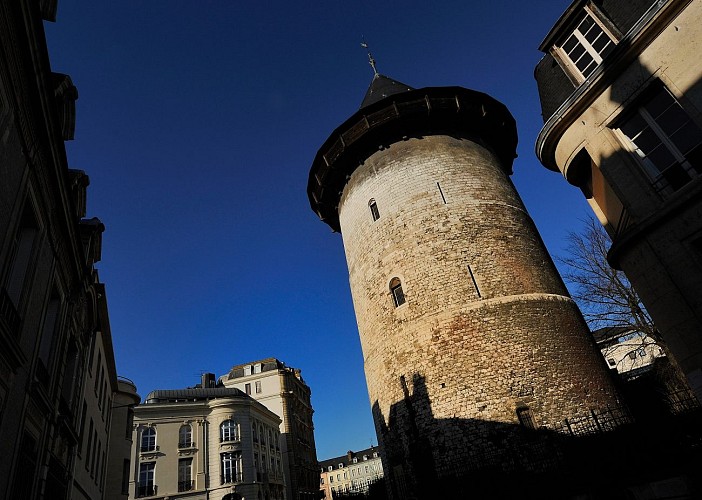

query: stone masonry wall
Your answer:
[337,135,625,490]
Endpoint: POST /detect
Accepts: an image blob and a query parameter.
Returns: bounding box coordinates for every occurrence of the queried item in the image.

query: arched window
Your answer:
[179,424,192,448]
[389,278,405,307]
[141,427,156,452]
[368,199,380,221]
[220,419,239,442]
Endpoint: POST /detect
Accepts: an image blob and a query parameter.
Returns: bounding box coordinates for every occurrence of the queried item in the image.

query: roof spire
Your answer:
[360,37,378,76]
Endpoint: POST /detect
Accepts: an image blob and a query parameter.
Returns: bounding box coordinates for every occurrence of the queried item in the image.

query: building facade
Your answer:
[319,448,383,500]
[221,358,318,500]
[105,376,141,500]
[0,1,134,499]
[593,327,664,378]
[129,380,285,500]
[535,0,702,401]
[307,73,628,498]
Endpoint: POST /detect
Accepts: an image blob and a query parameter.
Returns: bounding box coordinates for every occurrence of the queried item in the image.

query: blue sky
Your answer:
[44,0,589,460]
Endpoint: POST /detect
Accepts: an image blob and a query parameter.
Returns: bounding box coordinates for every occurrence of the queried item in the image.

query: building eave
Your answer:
[535,0,689,173]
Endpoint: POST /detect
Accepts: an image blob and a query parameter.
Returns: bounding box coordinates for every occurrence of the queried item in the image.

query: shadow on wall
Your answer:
[372,374,702,500]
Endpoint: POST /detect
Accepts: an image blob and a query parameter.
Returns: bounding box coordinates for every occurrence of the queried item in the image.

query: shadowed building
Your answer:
[307,71,629,498]
[535,0,702,401]
[0,1,135,499]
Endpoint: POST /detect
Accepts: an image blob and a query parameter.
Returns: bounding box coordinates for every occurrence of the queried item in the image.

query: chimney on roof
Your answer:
[201,372,216,389]
[347,450,354,462]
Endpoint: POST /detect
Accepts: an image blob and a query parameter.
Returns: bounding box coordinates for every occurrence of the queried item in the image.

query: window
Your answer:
[36,289,60,384]
[389,278,405,307]
[85,419,94,470]
[516,406,536,429]
[330,476,334,483]
[4,205,38,308]
[137,462,155,497]
[178,458,193,492]
[220,419,239,442]
[245,383,251,395]
[607,358,616,367]
[141,427,156,452]
[255,380,262,394]
[252,423,258,442]
[221,451,242,483]
[179,424,192,448]
[121,459,130,495]
[369,199,380,221]
[321,478,324,485]
[558,8,615,81]
[617,86,702,194]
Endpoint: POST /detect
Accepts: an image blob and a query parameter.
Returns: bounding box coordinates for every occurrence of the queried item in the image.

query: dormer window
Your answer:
[557,7,615,83]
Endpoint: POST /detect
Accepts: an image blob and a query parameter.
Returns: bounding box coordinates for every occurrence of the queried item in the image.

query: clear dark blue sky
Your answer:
[45,0,588,460]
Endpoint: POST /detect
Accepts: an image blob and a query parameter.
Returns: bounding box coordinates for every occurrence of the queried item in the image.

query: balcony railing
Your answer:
[221,472,243,484]
[140,444,159,453]
[136,484,157,497]
[178,441,195,449]
[178,480,194,492]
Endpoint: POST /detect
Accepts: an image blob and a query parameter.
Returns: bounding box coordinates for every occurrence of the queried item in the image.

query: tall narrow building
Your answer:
[307,74,627,498]
[221,359,318,500]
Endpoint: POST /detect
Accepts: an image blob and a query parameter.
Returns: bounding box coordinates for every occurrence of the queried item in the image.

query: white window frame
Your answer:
[221,451,242,483]
[555,6,616,83]
[220,419,239,442]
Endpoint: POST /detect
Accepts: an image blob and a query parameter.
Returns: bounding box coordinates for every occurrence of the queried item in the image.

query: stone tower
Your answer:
[307,75,626,497]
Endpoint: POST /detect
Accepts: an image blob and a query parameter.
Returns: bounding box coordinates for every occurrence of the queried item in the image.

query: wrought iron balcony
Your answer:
[178,441,195,449]
[178,480,194,492]
[136,484,157,497]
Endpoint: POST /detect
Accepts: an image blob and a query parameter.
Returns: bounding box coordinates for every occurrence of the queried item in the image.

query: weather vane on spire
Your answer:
[361,37,378,76]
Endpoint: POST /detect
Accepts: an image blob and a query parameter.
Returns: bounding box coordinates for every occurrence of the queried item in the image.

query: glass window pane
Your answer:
[670,124,702,155]
[644,89,675,119]
[584,24,602,44]
[646,145,677,173]
[656,105,689,136]
[562,35,578,53]
[567,42,586,61]
[579,58,598,78]
[630,127,662,154]
[577,15,594,34]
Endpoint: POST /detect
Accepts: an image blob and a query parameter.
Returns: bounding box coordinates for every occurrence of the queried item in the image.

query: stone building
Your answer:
[534,0,702,401]
[221,358,318,500]
[0,1,136,499]
[319,447,383,500]
[307,72,629,498]
[129,376,285,500]
[105,376,141,500]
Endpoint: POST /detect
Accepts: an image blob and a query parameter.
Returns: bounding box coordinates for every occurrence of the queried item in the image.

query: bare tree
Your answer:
[558,217,661,342]
[558,218,696,406]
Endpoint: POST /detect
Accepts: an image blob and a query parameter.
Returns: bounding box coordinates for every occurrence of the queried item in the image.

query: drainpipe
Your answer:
[204,418,210,500]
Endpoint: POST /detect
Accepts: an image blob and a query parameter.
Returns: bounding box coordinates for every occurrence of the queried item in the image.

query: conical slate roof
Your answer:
[360,73,414,108]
